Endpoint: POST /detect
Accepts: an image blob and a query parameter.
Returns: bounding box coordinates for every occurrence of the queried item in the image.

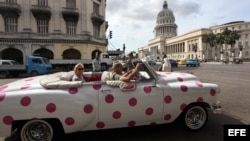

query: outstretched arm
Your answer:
[120,63,142,83]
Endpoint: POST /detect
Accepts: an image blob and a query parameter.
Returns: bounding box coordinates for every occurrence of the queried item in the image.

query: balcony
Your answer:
[91,13,104,24]
[62,7,79,20]
[30,5,51,18]
[0,2,21,15]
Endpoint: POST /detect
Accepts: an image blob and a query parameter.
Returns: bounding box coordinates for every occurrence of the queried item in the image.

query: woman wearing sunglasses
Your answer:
[72,63,86,82]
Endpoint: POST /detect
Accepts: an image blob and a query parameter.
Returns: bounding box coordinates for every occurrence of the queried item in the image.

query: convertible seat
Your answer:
[40,72,82,89]
[60,71,102,82]
[40,71,103,89]
[106,80,136,91]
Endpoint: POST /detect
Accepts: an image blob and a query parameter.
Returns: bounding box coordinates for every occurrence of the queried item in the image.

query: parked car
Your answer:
[186,59,200,67]
[148,60,156,65]
[178,60,186,65]
[169,59,178,67]
[0,61,221,141]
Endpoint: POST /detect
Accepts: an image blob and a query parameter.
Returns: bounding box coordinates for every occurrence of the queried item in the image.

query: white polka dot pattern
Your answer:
[0,71,220,137]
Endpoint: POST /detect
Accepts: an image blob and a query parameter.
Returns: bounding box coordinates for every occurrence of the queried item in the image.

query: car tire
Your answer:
[0,71,8,78]
[30,70,39,76]
[101,64,107,71]
[182,105,208,131]
[20,119,55,141]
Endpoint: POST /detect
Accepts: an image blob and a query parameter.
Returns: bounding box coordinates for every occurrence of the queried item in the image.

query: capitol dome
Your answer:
[157,1,174,18]
[154,1,177,38]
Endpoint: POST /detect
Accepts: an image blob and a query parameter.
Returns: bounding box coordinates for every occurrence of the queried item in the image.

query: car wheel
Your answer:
[101,64,107,71]
[30,70,39,76]
[20,120,54,141]
[183,105,208,131]
[0,71,8,78]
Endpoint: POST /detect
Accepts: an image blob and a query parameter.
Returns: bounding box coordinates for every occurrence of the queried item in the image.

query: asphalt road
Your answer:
[1,62,249,141]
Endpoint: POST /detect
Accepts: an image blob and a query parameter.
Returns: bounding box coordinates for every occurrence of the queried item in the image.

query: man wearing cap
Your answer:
[110,61,142,83]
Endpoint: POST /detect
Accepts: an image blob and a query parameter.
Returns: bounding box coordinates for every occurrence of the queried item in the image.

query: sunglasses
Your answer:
[78,68,84,71]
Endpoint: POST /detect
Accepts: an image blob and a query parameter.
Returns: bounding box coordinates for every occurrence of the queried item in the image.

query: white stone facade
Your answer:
[138,1,250,61]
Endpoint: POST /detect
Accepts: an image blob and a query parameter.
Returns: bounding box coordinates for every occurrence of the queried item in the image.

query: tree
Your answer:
[215,32,225,61]
[225,30,241,57]
[202,33,210,60]
[202,32,217,61]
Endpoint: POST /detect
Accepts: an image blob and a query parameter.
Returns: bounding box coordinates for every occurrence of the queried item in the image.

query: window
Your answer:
[93,2,99,14]
[6,0,16,4]
[238,42,242,48]
[2,61,11,65]
[37,18,48,33]
[5,17,17,32]
[66,0,76,8]
[66,20,76,35]
[32,59,42,64]
[38,0,48,7]
[102,54,109,58]
[246,34,248,39]
[93,24,100,37]
[245,42,249,48]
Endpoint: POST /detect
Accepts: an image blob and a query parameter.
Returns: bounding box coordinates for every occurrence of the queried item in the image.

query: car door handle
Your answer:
[101,89,111,92]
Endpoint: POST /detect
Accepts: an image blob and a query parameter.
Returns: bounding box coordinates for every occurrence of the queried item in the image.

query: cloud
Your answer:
[106,0,250,52]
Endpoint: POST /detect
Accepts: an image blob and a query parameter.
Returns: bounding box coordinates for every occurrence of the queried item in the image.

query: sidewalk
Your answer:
[205,61,249,64]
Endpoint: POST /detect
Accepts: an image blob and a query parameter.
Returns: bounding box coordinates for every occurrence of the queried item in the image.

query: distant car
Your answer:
[186,59,200,67]
[148,60,156,65]
[169,59,178,67]
[178,60,186,65]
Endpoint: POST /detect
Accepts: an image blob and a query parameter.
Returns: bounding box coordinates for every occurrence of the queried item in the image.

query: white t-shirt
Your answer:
[92,59,101,71]
[72,75,85,82]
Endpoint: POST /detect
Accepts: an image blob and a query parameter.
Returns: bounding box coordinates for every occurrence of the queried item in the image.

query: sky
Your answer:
[105,0,250,54]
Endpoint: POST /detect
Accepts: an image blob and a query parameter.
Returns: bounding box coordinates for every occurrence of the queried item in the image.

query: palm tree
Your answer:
[208,33,217,60]
[202,33,210,61]
[215,33,225,61]
[221,27,232,60]
[202,32,217,61]
[225,30,241,58]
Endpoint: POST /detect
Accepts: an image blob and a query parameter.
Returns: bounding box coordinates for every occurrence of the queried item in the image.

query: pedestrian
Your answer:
[158,53,172,72]
[92,54,101,72]
[125,52,135,71]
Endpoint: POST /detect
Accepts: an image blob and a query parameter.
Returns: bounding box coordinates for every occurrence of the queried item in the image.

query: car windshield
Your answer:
[42,58,50,64]
[141,61,158,80]
[10,60,20,65]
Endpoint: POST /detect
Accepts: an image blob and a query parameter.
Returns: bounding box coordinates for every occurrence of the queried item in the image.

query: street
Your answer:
[0,62,249,141]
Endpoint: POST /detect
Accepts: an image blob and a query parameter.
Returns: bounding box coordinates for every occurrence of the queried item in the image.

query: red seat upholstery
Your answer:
[84,73,102,82]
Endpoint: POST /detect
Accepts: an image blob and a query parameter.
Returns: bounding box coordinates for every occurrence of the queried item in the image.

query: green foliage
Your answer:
[201,27,241,51]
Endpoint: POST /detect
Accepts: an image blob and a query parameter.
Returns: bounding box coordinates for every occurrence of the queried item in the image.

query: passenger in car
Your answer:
[110,61,142,83]
[72,63,86,82]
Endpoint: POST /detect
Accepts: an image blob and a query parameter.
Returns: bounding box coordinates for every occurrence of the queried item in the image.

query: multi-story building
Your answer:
[165,21,250,61]
[138,1,250,61]
[0,0,108,64]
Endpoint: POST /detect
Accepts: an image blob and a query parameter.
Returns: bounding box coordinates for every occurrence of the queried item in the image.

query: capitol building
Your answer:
[138,1,250,61]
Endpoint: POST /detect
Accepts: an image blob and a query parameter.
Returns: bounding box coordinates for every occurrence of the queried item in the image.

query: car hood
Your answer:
[0,75,46,93]
[156,71,200,83]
